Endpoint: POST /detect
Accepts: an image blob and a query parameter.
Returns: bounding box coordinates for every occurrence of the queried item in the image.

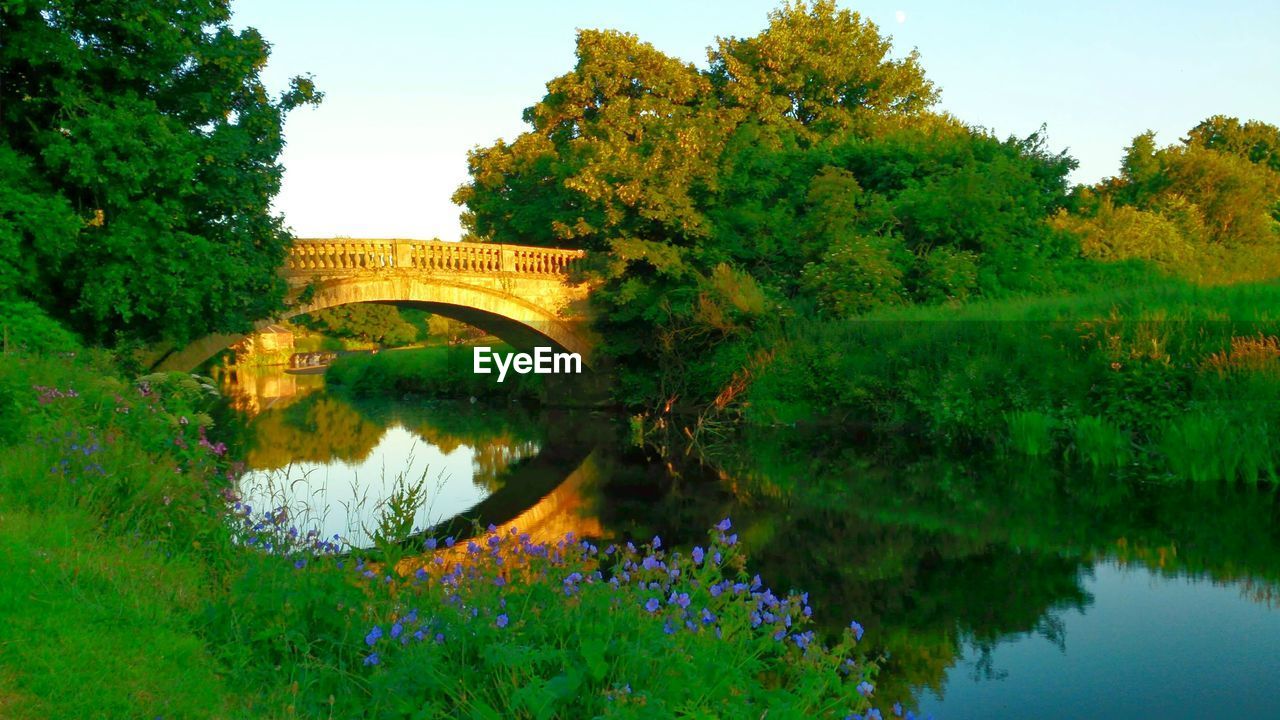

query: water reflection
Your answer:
[223,367,546,547]
[674,429,1280,715]
[219,370,1280,716]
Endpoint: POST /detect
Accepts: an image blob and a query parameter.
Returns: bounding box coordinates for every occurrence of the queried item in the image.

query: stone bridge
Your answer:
[150,238,594,372]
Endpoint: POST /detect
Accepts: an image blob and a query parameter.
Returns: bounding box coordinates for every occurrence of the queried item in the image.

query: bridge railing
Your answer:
[286,239,583,277]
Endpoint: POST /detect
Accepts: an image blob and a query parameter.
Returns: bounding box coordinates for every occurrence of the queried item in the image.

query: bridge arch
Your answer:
[150,239,594,372]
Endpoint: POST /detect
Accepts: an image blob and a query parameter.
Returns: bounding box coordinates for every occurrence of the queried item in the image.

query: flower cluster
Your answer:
[336,518,889,718]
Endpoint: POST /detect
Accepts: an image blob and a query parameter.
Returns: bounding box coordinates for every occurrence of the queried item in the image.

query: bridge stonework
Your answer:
[151,239,595,372]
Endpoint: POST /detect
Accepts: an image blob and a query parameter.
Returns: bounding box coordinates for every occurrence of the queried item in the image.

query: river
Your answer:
[219,366,1280,719]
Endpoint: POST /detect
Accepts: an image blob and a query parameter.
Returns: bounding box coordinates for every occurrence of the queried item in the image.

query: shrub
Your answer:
[1069,415,1132,469]
[1006,410,1058,456]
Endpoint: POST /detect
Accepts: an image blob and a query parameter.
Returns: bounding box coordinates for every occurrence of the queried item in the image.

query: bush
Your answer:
[0,300,81,356]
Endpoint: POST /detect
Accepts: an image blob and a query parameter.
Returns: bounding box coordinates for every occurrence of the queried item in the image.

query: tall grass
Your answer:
[744,277,1280,482]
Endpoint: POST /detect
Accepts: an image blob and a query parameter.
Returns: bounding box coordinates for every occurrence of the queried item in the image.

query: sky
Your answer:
[230,0,1280,241]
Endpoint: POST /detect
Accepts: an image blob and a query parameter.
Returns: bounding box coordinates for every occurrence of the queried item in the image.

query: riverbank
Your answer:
[0,319,884,717]
[732,277,1280,482]
[326,344,546,402]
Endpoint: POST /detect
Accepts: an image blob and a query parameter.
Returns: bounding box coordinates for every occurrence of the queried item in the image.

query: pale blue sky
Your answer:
[230,1,1280,241]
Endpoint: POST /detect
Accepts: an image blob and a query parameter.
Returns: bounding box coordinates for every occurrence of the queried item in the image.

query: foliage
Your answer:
[295,304,422,347]
[327,345,546,402]
[1069,117,1280,278]
[742,277,1280,481]
[0,350,887,718]
[457,2,1080,413]
[0,1,320,345]
[0,299,81,355]
[1005,410,1057,457]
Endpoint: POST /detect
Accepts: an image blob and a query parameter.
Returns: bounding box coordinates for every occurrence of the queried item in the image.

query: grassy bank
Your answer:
[0,315,883,717]
[742,277,1280,481]
[326,344,545,402]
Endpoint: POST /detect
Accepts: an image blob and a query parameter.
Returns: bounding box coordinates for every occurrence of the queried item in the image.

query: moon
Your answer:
[895,10,907,24]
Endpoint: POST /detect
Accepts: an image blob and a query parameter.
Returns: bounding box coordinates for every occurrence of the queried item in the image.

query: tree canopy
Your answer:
[455,1,1078,407]
[0,1,319,345]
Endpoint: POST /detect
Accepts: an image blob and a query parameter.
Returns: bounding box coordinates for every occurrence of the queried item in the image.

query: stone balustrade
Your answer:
[285,239,583,277]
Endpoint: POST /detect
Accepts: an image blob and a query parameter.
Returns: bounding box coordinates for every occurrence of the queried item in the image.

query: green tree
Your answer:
[455,2,1075,410]
[1186,115,1280,173]
[0,1,319,345]
[1090,121,1280,250]
[296,304,420,347]
[708,0,938,140]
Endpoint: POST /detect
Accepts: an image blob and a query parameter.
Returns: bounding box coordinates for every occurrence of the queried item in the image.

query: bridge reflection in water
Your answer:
[222,368,609,553]
[394,450,605,576]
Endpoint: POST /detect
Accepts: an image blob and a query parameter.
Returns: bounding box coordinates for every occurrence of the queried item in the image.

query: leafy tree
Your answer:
[0,1,319,345]
[1087,120,1280,252]
[1186,116,1280,173]
[295,304,420,347]
[455,2,1075,410]
[708,0,937,140]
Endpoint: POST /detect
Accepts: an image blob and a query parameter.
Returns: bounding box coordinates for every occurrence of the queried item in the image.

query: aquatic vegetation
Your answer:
[1069,415,1132,469]
[1005,410,1058,456]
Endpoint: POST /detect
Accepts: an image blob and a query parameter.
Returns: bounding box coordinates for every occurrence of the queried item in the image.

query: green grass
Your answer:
[326,343,545,401]
[0,511,229,719]
[1006,411,1057,456]
[744,276,1280,482]
[1069,415,1132,469]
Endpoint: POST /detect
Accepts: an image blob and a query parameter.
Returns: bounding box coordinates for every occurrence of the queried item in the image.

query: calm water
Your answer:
[221,367,1280,718]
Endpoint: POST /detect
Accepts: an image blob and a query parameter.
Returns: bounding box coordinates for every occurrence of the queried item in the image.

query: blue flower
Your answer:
[424,537,438,550]
[651,535,662,549]
[692,546,705,565]
[390,622,402,639]
[644,597,661,613]
[893,703,903,717]
[715,518,732,532]
[866,710,882,720]
[850,620,865,641]
[856,681,874,697]
[496,614,509,629]
[365,626,383,646]
[293,558,306,569]
[363,652,380,666]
